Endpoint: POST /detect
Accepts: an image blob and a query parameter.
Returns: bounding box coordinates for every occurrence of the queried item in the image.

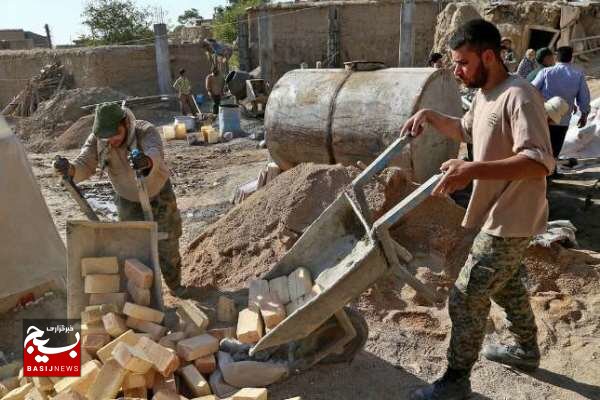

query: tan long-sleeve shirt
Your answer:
[72,118,170,202]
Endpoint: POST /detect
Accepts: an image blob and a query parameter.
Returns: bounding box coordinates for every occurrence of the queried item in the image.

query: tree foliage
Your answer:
[79,0,153,46]
[213,0,268,44]
[178,8,203,26]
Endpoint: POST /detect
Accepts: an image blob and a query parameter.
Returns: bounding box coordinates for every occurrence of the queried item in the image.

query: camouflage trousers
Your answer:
[447,231,538,371]
[115,180,183,290]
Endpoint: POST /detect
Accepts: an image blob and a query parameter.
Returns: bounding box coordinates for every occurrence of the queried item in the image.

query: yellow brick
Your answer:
[88,292,127,310]
[23,387,45,400]
[123,302,164,324]
[127,280,151,306]
[84,274,120,294]
[82,333,110,355]
[191,396,219,400]
[216,296,237,323]
[81,257,118,276]
[82,304,119,324]
[193,355,216,375]
[176,334,219,361]
[126,317,167,341]
[53,360,101,394]
[2,383,33,400]
[136,336,181,378]
[177,300,209,332]
[112,342,153,373]
[153,374,177,393]
[102,312,128,337]
[236,308,264,344]
[207,327,236,342]
[179,365,211,397]
[232,388,267,400]
[124,259,154,289]
[144,368,157,389]
[86,358,127,400]
[31,377,52,392]
[259,294,286,330]
[123,386,147,398]
[96,329,140,363]
[123,372,147,390]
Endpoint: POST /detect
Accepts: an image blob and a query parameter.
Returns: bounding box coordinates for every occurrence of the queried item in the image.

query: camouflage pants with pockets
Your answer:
[447,231,537,371]
[115,179,183,290]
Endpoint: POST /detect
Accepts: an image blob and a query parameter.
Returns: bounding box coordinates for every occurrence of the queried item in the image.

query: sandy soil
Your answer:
[10,119,600,400]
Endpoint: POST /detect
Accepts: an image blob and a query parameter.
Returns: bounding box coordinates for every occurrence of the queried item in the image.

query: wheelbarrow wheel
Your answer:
[320,307,368,364]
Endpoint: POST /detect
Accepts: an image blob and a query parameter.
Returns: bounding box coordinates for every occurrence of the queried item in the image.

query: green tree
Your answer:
[178,8,203,26]
[212,0,268,44]
[79,0,153,46]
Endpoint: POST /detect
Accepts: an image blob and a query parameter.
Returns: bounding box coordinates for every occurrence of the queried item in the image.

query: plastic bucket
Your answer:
[218,104,241,137]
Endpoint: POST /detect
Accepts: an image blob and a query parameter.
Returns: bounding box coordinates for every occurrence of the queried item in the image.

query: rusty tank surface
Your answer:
[264,65,463,182]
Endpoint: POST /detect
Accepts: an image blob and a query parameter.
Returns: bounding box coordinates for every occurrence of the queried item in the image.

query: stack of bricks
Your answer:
[236,268,319,345]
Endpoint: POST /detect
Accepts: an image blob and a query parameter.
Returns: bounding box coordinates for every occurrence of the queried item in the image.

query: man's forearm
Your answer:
[469,155,548,180]
[424,110,464,142]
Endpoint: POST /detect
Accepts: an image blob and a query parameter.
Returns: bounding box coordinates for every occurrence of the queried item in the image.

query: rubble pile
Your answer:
[0,256,301,400]
[1,63,72,118]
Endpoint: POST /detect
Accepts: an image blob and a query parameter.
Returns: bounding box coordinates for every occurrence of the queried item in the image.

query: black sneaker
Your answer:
[482,343,540,372]
[410,369,472,400]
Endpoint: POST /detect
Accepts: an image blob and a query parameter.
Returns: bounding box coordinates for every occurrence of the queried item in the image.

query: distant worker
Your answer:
[532,46,591,159]
[173,69,197,116]
[205,66,225,115]
[403,20,554,400]
[428,52,444,68]
[500,37,516,63]
[526,47,554,82]
[53,103,184,293]
[516,48,536,79]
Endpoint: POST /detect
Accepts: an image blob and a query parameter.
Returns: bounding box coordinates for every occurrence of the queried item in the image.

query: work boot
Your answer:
[410,368,472,400]
[481,342,540,372]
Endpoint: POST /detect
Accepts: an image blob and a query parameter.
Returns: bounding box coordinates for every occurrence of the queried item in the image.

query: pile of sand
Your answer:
[54,114,94,150]
[16,87,127,152]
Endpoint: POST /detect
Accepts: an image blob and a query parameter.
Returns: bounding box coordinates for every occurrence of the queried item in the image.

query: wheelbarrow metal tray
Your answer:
[252,193,388,354]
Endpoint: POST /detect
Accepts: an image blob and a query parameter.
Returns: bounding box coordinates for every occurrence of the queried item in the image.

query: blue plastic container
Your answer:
[218,104,242,136]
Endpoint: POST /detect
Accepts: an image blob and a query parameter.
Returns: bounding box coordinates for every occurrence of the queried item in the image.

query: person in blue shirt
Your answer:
[532,46,591,158]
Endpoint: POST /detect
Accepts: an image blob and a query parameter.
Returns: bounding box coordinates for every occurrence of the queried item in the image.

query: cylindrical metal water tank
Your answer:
[265,68,463,182]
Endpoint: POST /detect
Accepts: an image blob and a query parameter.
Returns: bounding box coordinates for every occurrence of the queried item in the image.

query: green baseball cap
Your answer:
[92,103,126,138]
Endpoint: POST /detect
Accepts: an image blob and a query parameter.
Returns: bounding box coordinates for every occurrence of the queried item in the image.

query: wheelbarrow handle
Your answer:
[351,134,413,188]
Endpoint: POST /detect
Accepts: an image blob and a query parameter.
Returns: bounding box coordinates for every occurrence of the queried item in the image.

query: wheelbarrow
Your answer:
[249,135,445,372]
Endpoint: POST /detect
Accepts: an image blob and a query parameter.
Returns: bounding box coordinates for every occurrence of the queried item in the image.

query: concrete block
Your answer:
[123,302,165,324]
[193,355,216,374]
[84,274,120,294]
[126,317,167,341]
[30,377,52,392]
[259,294,286,330]
[124,259,154,289]
[81,257,119,276]
[217,296,237,323]
[248,280,269,311]
[23,387,45,400]
[81,333,110,355]
[86,358,127,400]
[232,388,267,400]
[2,382,32,400]
[53,360,101,394]
[123,386,147,398]
[179,364,211,397]
[177,300,209,332]
[123,372,147,389]
[102,312,128,337]
[207,327,236,342]
[112,342,153,373]
[136,336,181,377]
[127,280,151,306]
[236,308,263,344]
[88,292,127,311]
[287,267,312,301]
[268,276,290,304]
[208,370,237,399]
[96,329,140,363]
[177,334,219,361]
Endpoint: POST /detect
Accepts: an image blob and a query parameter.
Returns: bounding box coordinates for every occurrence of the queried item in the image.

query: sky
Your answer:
[1,0,229,45]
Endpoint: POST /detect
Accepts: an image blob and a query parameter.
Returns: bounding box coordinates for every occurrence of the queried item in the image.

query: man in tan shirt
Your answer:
[205,65,225,115]
[403,20,554,400]
[53,103,184,292]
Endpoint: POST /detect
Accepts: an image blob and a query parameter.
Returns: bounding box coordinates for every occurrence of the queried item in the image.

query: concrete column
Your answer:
[258,10,272,83]
[327,6,340,67]
[238,15,250,72]
[154,23,172,94]
[399,0,415,67]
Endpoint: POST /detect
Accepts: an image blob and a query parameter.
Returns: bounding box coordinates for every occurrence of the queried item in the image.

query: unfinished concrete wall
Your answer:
[0,44,211,108]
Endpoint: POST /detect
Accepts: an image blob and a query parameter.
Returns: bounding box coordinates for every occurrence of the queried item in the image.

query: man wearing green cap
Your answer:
[526,47,555,83]
[53,103,184,292]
